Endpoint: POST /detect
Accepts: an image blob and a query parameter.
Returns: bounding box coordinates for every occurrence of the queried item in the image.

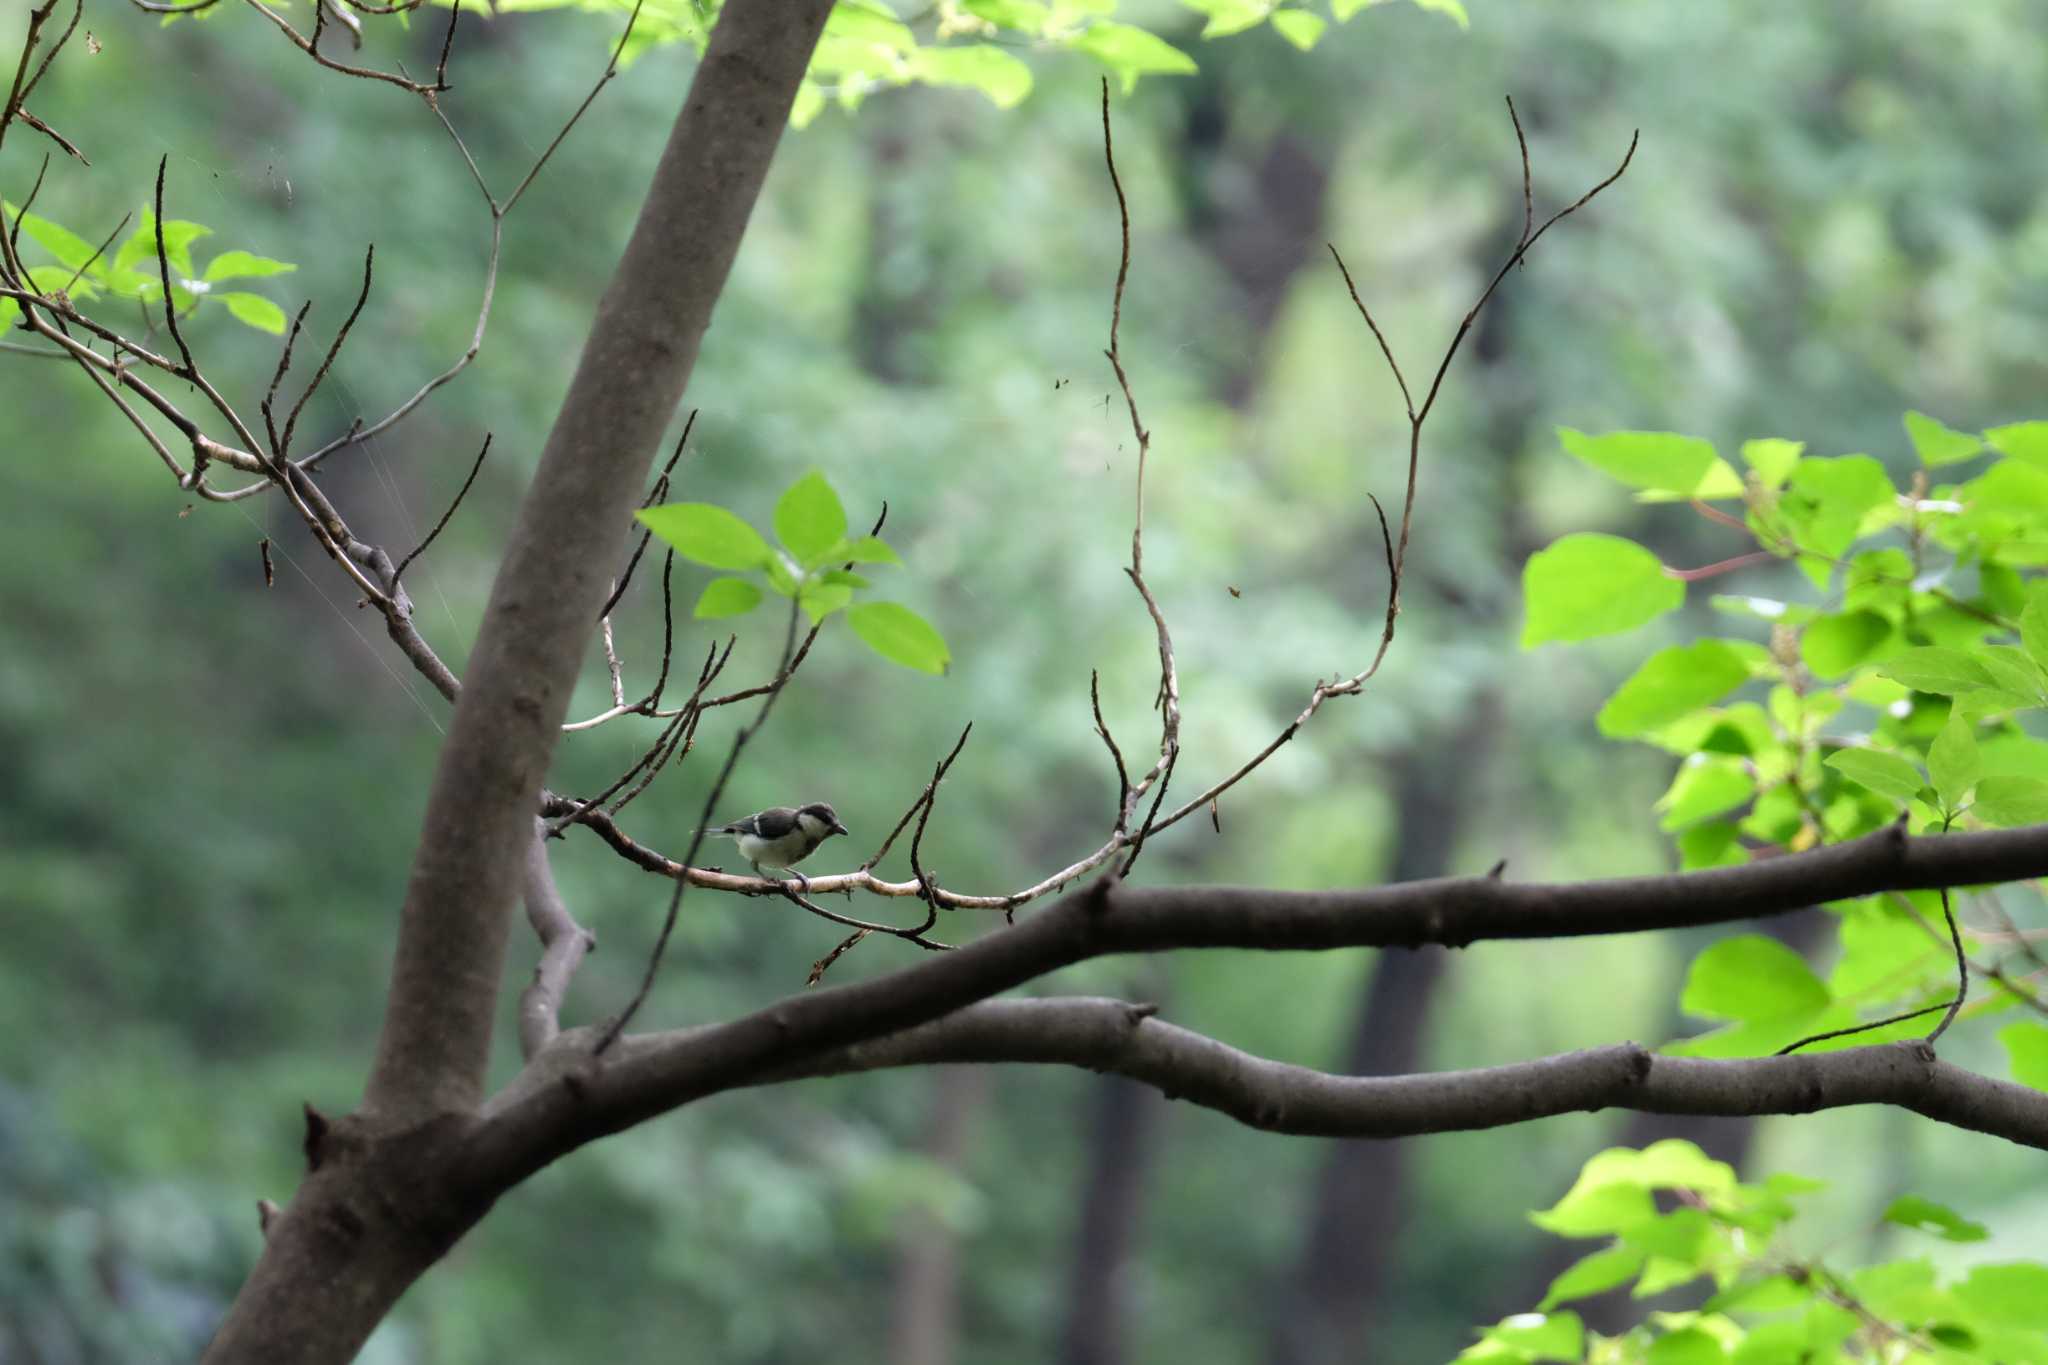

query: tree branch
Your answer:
[473,819,2048,1175]
[771,999,2048,1151]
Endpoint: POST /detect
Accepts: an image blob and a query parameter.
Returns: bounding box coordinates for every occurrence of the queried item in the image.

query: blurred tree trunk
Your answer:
[887,1066,993,1365]
[1059,1051,1168,1365]
[1266,713,1494,1365]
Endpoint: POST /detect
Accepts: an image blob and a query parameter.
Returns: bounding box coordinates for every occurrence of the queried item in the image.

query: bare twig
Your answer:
[393,433,491,585]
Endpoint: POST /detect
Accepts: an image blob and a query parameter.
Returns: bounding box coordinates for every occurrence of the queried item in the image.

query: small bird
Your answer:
[704,802,849,892]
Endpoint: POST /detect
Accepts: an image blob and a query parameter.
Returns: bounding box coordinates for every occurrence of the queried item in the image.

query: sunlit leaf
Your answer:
[1268,7,1325,48]
[220,291,287,334]
[1987,421,2048,470]
[1973,776,2048,827]
[1597,641,1752,737]
[775,470,849,567]
[693,576,763,619]
[203,249,298,282]
[1884,1196,1989,1243]
[847,601,950,674]
[1824,749,1924,804]
[638,503,775,571]
[1928,713,1980,813]
[1522,534,1682,646]
[1681,935,1830,1023]
[1557,427,1744,501]
[1877,648,1995,695]
[1799,611,1891,680]
[1075,22,1197,92]
[1904,410,1982,466]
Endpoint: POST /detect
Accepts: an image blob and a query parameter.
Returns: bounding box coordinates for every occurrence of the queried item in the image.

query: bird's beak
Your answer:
[831,820,850,836]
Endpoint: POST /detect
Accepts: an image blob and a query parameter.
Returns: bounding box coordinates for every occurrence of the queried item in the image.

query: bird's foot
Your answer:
[784,871,813,896]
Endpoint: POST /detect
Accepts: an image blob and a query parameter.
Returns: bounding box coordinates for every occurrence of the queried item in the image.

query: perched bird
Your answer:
[704,802,849,891]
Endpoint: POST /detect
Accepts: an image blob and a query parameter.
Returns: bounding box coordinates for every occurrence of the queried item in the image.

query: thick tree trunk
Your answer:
[201,2,833,1358]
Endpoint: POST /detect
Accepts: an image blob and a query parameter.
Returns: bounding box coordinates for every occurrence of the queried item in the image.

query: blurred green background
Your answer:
[4,1,2048,1360]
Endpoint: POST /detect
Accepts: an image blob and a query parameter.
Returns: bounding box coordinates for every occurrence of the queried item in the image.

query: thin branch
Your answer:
[280,244,374,459]
[517,819,597,1060]
[1927,885,1969,1043]
[393,433,491,585]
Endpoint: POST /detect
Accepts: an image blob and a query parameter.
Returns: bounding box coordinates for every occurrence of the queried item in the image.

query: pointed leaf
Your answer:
[1883,1196,1989,1243]
[1522,534,1683,646]
[1904,410,1982,467]
[1539,1246,1645,1310]
[220,291,287,334]
[1681,935,1829,1023]
[775,470,848,567]
[693,576,763,619]
[1269,8,1326,48]
[1074,22,1196,93]
[203,249,298,282]
[1597,641,1752,738]
[1929,713,1981,813]
[1973,776,2048,827]
[638,503,775,571]
[1877,648,1995,695]
[1824,749,1924,804]
[1557,427,1743,501]
[1987,421,2048,470]
[847,601,950,674]
[840,535,900,565]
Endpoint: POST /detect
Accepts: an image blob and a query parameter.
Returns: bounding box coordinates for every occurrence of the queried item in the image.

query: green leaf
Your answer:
[693,576,763,619]
[847,601,950,674]
[840,535,900,565]
[219,291,287,334]
[1074,22,1197,92]
[1999,1021,2048,1090]
[1410,0,1468,27]
[1956,1264,2048,1329]
[1479,1312,1581,1362]
[1973,776,2048,827]
[1268,8,1326,48]
[1781,455,1896,579]
[1799,611,1892,680]
[1657,757,1754,831]
[1986,421,2048,470]
[962,0,1048,31]
[1538,1246,1645,1310]
[1877,647,1995,694]
[905,44,1033,107]
[1179,0,1269,38]
[1681,935,1830,1023]
[0,296,17,332]
[1904,410,1983,467]
[819,568,871,589]
[1522,534,1683,646]
[1824,749,1925,804]
[799,579,854,624]
[202,249,298,282]
[1645,1328,1726,1365]
[1883,1195,1989,1243]
[1596,642,1752,738]
[775,470,849,568]
[1978,646,2047,705]
[638,503,775,571]
[1741,438,1803,490]
[2023,584,2048,675]
[118,208,212,280]
[1928,713,1981,813]
[1557,428,1744,501]
[4,201,101,275]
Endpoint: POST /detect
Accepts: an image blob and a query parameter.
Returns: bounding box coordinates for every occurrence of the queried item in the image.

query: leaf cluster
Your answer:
[637,468,951,675]
[1460,1140,2039,1365]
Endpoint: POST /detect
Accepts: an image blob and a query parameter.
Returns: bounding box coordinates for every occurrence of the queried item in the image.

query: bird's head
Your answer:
[797,802,850,839]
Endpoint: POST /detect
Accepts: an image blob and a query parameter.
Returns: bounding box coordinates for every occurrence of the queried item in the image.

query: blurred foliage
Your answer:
[1464,1141,2048,1364]
[6,0,2048,1360]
